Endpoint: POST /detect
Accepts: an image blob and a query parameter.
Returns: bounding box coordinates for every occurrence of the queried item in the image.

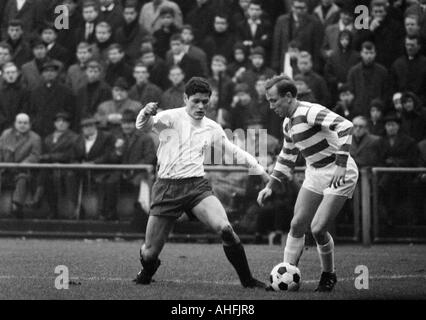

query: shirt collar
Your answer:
[101,3,115,12]
[85,132,97,142]
[248,18,261,25]
[339,20,353,31]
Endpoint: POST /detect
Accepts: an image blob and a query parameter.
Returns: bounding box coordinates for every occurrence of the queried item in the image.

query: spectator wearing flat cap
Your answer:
[72,116,117,220]
[30,112,78,218]
[377,113,419,227]
[106,110,157,219]
[236,46,275,96]
[96,77,142,134]
[28,60,76,138]
[76,60,112,120]
[0,113,41,219]
[0,62,30,133]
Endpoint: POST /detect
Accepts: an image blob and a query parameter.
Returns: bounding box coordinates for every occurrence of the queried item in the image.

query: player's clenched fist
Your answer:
[257,187,273,207]
[142,102,158,116]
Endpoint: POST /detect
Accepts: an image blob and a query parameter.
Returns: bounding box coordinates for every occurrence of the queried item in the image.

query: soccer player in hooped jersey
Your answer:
[134,77,269,288]
[258,75,359,292]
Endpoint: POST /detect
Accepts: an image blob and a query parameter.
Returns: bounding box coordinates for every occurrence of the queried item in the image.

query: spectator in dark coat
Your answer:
[1,0,44,40]
[332,84,355,120]
[0,113,41,219]
[29,61,76,138]
[207,55,234,111]
[185,0,216,46]
[65,42,93,95]
[202,14,237,63]
[324,30,360,103]
[391,35,426,106]
[347,41,389,117]
[115,3,149,62]
[160,65,185,109]
[226,42,250,78]
[32,112,78,218]
[400,91,426,142]
[296,51,330,106]
[73,117,116,220]
[236,1,272,55]
[271,0,324,72]
[139,47,170,90]
[105,110,157,219]
[153,6,182,59]
[76,60,112,119]
[312,0,340,28]
[350,115,381,167]
[74,1,99,46]
[92,22,115,63]
[355,1,405,69]
[167,33,205,81]
[104,43,134,87]
[129,63,163,107]
[368,98,386,137]
[5,20,32,68]
[0,42,13,71]
[98,0,125,30]
[0,62,30,133]
[21,38,52,91]
[40,23,70,68]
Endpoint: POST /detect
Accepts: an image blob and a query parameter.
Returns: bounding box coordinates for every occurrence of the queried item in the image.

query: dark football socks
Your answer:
[223,243,257,287]
[135,256,161,284]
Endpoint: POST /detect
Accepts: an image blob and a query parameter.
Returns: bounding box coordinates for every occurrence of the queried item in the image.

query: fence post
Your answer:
[361,168,371,246]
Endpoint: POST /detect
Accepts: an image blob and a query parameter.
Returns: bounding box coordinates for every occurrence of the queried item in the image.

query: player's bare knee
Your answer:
[219,224,237,244]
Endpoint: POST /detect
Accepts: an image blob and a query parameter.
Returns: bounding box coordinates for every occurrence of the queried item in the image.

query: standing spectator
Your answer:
[0,42,13,73]
[272,0,324,72]
[21,38,51,91]
[160,65,185,109]
[107,110,157,219]
[296,51,330,106]
[40,23,70,67]
[321,7,355,60]
[115,2,149,62]
[324,30,360,103]
[236,0,272,55]
[29,61,76,137]
[32,112,78,218]
[392,91,404,119]
[74,1,99,45]
[0,113,41,219]
[98,0,125,30]
[167,33,205,80]
[92,22,115,63]
[104,43,134,87]
[2,0,43,40]
[229,83,256,130]
[139,47,170,90]
[236,46,275,96]
[5,20,32,68]
[368,98,386,136]
[96,78,141,132]
[202,14,237,63]
[65,42,93,95]
[0,62,30,133]
[350,116,381,168]
[76,60,112,119]
[226,42,249,79]
[332,84,355,120]
[400,91,426,142]
[165,25,209,77]
[129,62,163,106]
[391,35,426,106]
[139,0,183,34]
[405,0,426,41]
[72,117,116,220]
[313,0,340,27]
[293,74,317,103]
[185,0,216,46]
[153,6,182,59]
[230,0,251,31]
[207,55,234,111]
[404,14,426,55]
[347,41,389,117]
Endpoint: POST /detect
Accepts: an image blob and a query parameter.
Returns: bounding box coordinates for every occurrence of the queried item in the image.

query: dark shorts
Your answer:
[150,177,214,220]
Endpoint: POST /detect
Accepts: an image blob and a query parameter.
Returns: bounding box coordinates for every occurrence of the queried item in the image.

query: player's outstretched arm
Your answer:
[136,102,172,134]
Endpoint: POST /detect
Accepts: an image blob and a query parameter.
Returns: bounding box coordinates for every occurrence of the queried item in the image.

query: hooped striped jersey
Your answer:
[272,101,354,182]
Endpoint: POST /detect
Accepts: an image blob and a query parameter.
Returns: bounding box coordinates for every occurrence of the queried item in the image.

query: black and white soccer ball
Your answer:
[269,262,301,291]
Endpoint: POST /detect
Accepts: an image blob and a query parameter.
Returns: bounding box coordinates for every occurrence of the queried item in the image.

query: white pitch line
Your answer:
[0,274,426,286]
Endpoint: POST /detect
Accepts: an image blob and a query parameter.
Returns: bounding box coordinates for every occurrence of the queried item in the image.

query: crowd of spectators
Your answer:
[0,0,425,228]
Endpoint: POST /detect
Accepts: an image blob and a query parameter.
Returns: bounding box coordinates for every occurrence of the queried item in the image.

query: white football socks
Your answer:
[316,234,335,273]
[283,234,305,266]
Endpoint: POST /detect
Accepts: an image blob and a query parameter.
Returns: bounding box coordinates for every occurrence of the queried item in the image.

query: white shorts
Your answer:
[302,156,359,198]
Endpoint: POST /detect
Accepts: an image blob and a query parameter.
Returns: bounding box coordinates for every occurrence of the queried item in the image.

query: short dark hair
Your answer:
[108,43,123,53]
[406,34,421,44]
[249,0,262,8]
[170,33,183,43]
[361,41,375,51]
[8,19,23,28]
[265,75,298,98]
[184,77,212,98]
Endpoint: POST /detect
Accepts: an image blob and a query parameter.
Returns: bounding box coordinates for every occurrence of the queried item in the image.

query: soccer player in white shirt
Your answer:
[258,75,359,292]
[134,77,268,288]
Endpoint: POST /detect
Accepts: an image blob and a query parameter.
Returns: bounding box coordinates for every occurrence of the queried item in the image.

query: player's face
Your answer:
[266,85,290,118]
[185,93,211,120]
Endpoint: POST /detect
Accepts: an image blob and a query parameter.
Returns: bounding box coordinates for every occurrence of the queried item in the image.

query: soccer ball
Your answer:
[269,262,301,291]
